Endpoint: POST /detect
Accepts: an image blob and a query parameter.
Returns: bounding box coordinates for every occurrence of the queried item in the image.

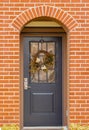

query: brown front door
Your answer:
[23,36,62,126]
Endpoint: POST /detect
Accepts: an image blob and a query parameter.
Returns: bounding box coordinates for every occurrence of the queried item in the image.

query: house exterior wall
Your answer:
[0,0,89,127]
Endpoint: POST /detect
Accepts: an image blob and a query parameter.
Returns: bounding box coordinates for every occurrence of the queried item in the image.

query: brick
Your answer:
[61,0,70,2]
[0,0,89,127]
[71,0,80,2]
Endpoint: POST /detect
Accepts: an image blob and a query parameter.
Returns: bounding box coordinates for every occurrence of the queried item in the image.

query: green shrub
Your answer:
[70,123,89,130]
[1,124,19,130]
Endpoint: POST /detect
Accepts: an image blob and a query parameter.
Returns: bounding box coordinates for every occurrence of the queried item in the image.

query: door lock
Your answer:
[24,78,28,90]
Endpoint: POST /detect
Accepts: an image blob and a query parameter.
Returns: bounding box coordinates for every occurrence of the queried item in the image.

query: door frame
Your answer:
[20,29,68,128]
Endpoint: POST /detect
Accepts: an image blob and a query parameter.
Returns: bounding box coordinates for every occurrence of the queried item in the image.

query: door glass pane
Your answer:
[39,42,42,50]
[39,70,47,83]
[31,72,38,83]
[41,42,46,50]
[48,70,55,83]
[30,41,55,83]
[48,42,55,54]
[31,42,38,56]
[48,42,55,69]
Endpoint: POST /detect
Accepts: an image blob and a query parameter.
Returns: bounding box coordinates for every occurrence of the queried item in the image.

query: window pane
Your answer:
[31,72,38,83]
[30,41,55,83]
[39,70,47,83]
[48,42,55,69]
[48,42,55,54]
[31,42,38,56]
[48,70,55,83]
[42,42,46,50]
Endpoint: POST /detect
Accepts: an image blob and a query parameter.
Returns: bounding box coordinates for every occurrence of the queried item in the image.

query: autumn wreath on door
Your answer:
[30,50,54,75]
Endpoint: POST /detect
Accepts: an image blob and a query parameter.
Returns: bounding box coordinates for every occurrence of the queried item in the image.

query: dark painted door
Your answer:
[23,37,62,126]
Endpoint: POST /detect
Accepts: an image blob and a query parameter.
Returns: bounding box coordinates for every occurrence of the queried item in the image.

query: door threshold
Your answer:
[23,126,68,130]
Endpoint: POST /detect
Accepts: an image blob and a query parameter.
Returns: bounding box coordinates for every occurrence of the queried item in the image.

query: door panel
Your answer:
[23,37,62,126]
[31,92,54,113]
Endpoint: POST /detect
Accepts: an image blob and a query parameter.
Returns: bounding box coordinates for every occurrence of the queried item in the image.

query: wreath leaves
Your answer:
[30,50,54,74]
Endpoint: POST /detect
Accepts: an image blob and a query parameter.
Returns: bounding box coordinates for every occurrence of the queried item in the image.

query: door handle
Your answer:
[24,78,28,90]
[28,86,31,89]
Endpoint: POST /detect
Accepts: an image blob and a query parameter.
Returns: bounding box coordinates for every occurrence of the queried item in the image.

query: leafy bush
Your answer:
[70,123,89,130]
[1,124,19,130]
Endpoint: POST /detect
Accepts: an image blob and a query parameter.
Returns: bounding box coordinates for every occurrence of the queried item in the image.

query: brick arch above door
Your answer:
[11,5,78,32]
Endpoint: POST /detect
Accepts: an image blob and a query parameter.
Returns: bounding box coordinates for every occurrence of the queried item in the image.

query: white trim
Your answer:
[23,126,68,130]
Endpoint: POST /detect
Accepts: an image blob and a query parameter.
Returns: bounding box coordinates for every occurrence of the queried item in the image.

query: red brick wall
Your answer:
[0,0,89,127]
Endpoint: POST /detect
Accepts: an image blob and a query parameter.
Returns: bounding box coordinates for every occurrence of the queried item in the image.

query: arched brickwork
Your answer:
[11,5,78,127]
[10,5,78,128]
[11,5,78,31]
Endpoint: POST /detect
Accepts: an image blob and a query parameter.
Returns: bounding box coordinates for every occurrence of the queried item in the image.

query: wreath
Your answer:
[30,50,54,74]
